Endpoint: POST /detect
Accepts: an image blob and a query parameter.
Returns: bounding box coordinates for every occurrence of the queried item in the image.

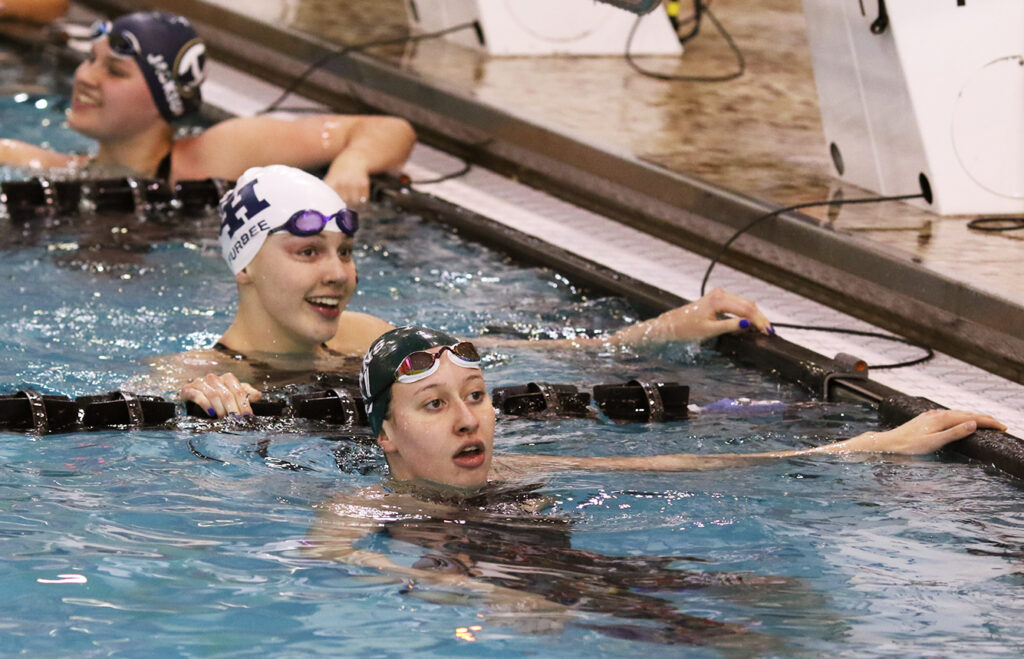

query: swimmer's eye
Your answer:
[296,245,318,258]
[337,246,352,261]
[467,390,486,403]
[107,64,131,78]
[424,398,443,411]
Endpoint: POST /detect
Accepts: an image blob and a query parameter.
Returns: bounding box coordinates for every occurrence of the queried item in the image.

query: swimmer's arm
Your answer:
[499,409,1006,472]
[0,138,78,169]
[322,115,416,202]
[0,0,69,23]
[473,288,772,350]
[602,288,772,344]
[306,503,569,615]
[173,114,415,202]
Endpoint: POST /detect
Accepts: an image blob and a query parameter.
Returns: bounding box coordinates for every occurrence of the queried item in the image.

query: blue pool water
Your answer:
[3,42,1024,657]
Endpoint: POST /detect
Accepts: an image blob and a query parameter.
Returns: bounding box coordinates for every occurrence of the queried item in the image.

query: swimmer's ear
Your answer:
[235,267,252,284]
[377,428,396,454]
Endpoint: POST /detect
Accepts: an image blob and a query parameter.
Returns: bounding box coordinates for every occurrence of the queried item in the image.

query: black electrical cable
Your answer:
[406,138,495,186]
[770,323,934,370]
[699,191,936,370]
[255,21,480,188]
[408,160,472,185]
[967,217,1024,232]
[257,21,479,116]
[677,0,709,44]
[625,2,744,83]
[699,192,925,297]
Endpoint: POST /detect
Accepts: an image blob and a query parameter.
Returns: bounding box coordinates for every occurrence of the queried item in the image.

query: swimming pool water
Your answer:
[3,41,1024,657]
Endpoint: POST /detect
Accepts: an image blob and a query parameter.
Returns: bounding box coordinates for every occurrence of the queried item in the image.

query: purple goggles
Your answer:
[268,208,359,238]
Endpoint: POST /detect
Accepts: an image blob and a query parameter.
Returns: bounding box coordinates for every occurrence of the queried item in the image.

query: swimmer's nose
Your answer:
[321,255,352,286]
[453,398,479,435]
[75,59,101,86]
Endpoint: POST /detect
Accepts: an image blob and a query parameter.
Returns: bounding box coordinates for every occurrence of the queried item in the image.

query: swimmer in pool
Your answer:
[0,0,68,24]
[161,165,775,417]
[0,11,415,204]
[146,164,393,404]
[302,325,1005,643]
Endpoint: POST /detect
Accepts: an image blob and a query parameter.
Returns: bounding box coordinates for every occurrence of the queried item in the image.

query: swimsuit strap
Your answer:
[154,150,173,181]
[320,342,344,356]
[212,342,247,361]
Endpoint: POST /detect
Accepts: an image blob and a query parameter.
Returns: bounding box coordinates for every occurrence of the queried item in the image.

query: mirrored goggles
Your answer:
[268,208,359,238]
[366,342,482,405]
[90,21,141,58]
[395,342,482,385]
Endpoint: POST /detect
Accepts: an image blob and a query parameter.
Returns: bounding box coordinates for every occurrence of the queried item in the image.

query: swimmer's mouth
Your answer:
[306,296,341,308]
[73,90,101,107]
[454,442,485,459]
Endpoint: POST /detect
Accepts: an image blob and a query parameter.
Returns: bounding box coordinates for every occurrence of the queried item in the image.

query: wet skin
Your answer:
[379,352,495,489]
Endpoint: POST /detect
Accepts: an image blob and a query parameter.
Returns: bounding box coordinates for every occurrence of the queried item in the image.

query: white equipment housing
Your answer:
[404,0,682,56]
[802,0,1024,215]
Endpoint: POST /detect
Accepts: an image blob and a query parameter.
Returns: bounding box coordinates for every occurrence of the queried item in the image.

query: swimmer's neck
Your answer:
[219,308,330,356]
[216,327,333,361]
[382,477,489,500]
[90,125,174,178]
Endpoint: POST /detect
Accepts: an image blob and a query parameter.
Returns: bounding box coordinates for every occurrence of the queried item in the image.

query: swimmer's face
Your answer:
[237,230,357,353]
[69,38,163,139]
[379,349,495,488]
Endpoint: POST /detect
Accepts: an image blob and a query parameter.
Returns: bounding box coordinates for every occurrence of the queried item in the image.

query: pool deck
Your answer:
[43,1,1024,440]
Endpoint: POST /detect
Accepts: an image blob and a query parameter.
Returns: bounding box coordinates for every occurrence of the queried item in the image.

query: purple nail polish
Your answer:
[768,324,776,335]
[739,319,750,329]
[207,408,216,418]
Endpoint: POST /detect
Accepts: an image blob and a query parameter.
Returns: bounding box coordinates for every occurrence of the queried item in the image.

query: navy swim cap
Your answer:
[103,12,206,122]
[360,326,460,435]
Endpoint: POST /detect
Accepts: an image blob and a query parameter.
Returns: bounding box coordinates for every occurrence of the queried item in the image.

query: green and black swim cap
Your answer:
[359,326,460,435]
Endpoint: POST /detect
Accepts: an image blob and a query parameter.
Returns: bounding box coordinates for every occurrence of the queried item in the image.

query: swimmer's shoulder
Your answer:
[326,312,395,355]
[0,139,81,169]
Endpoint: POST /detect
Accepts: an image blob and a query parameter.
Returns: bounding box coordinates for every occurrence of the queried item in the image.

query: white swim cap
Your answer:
[217,165,349,275]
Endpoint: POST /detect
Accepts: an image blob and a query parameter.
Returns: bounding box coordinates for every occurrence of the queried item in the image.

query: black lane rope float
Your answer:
[0,380,694,435]
[1,176,230,222]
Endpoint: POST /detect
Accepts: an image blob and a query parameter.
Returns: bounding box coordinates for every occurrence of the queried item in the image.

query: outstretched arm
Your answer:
[174,114,416,203]
[0,0,69,23]
[0,138,79,169]
[306,496,571,623]
[498,409,1006,473]
[474,288,772,350]
[604,287,772,345]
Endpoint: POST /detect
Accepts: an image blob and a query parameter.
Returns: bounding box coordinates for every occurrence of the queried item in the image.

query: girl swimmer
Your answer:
[0,11,415,203]
[164,165,776,417]
[301,325,1005,643]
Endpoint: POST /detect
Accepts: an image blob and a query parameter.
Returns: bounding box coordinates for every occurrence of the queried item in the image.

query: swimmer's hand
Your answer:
[818,409,1007,456]
[484,589,570,635]
[180,372,262,419]
[325,151,371,207]
[608,287,772,345]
